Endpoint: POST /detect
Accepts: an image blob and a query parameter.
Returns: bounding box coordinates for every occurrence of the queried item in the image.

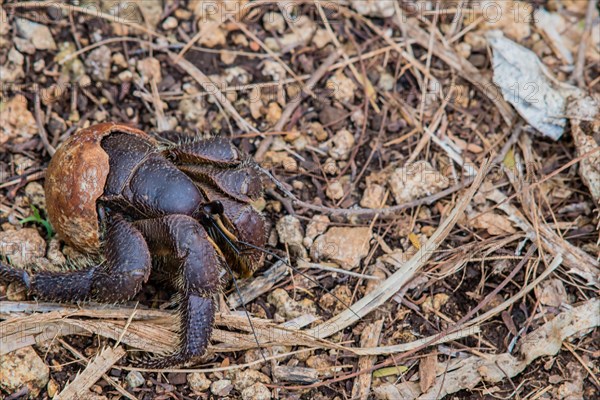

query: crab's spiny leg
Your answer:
[89,215,152,302]
[178,164,263,203]
[164,137,241,166]
[0,216,151,302]
[133,215,223,367]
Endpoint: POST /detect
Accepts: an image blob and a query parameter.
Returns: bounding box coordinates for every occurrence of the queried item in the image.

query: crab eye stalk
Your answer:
[203,200,224,216]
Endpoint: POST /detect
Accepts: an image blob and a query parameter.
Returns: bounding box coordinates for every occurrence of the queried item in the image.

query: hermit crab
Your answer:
[0,122,268,367]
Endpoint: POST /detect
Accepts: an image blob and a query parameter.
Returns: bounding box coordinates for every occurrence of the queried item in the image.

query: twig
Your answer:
[227,260,289,309]
[34,90,56,156]
[571,0,598,88]
[0,171,45,189]
[315,0,380,113]
[418,298,600,399]
[149,79,169,131]
[298,260,382,281]
[467,254,562,327]
[563,342,600,389]
[0,300,478,358]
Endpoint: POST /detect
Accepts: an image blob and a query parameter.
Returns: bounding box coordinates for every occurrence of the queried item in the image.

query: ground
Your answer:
[0,1,599,399]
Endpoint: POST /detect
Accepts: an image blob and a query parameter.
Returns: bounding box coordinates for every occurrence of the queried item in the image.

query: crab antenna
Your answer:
[236,240,361,321]
[207,219,268,363]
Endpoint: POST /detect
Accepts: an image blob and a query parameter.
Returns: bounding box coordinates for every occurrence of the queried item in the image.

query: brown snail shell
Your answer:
[45,122,149,253]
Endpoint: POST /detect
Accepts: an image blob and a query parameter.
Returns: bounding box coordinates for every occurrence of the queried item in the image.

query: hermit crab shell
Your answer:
[45,123,149,253]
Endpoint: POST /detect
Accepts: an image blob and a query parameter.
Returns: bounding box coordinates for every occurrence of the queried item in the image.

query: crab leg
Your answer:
[133,215,224,367]
[0,216,151,302]
[163,137,242,166]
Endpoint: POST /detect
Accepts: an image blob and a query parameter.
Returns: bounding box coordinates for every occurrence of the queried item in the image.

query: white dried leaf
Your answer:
[486,31,586,140]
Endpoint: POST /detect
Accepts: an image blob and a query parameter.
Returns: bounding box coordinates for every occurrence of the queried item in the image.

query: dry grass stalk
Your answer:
[58,339,137,400]
[351,319,384,400]
[55,346,126,400]
[487,185,599,286]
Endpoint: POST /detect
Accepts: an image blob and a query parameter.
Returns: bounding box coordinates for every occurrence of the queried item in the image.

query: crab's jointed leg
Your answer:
[0,216,152,302]
[163,137,241,166]
[133,214,224,367]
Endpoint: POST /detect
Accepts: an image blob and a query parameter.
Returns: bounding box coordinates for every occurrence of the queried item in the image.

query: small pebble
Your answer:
[94,110,108,122]
[118,70,133,83]
[378,71,395,91]
[329,129,355,160]
[78,74,91,87]
[263,12,285,33]
[312,28,331,49]
[265,102,282,125]
[15,18,57,50]
[455,42,472,59]
[125,371,145,388]
[24,182,46,209]
[33,59,45,72]
[234,369,271,391]
[326,181,344,200]
[162,16,178,30]
[292,180,304,190]
[327,71,357,103]
[308,122,328,142]
[304,215,330,247]
[0,347,49,396]
[90,384,103,394]
[211,379,233,397]
[282,157,297,172]
[47,378,59,398]
[111,52,128,68]
[0,228,46,267]
[167,372,187,386]
[360,183,386,209]
[221,51,237,65]
[276,215,306,257]
[14,37,36,55]
[137,57,162,83]
[242,382,272,400]
[174,9,191,19]
[187,372,211,395]
[85,45,112,81]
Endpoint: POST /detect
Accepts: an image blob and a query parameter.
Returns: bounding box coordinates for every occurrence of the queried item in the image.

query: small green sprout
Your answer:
[19,205,54,239]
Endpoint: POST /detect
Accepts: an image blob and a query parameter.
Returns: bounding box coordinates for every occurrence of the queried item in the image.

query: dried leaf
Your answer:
[419,353,438,393]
